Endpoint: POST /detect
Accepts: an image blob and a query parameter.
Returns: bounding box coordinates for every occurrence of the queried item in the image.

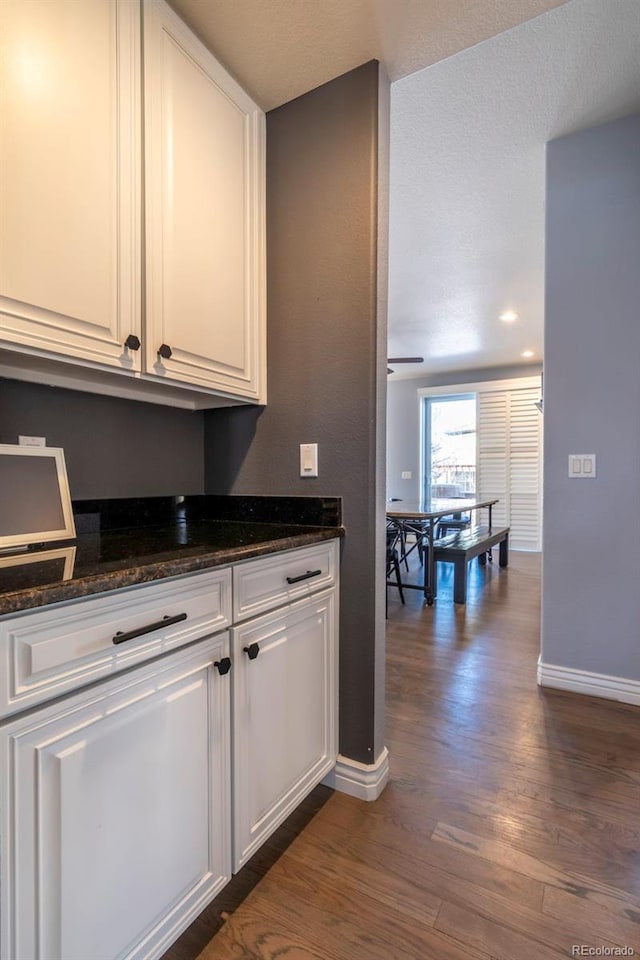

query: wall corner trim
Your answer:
[322,746,390,801]
[537,658,640,706]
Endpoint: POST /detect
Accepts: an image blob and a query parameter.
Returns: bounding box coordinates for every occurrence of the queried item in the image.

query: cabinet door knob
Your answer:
[243,643,260,660]
[124,334,141,351]
[214,657,232,675]
[157,343,172,360]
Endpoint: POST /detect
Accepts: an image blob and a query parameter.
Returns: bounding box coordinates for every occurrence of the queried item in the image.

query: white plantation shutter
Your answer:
[477,391,509,530]
[509,388,542,550]
[477,386,542,551]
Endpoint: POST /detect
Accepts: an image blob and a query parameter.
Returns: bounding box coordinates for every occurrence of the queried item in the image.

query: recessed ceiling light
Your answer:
[500,311,519,323]
[521,349,534,358]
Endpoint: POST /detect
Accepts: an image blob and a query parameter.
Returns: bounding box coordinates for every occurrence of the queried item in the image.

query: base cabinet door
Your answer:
[0,635,231,960]
[232,589,338,871]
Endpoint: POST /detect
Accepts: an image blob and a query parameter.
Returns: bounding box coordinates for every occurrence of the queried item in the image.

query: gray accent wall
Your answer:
[543,112,640,679]
[373,65,390,762]
[204,61,388,766]
[0,378,205,499]
[387,364,542,501]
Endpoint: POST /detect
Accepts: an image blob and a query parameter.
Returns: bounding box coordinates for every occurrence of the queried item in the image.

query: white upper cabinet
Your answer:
[0,0,142,371]
[0,0,266,408]
[143,0,265,402]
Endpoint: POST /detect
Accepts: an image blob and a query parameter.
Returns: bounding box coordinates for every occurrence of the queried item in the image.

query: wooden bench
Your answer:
[433,526,510,603]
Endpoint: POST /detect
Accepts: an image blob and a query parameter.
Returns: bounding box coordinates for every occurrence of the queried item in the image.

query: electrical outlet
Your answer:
[401,471,412,480]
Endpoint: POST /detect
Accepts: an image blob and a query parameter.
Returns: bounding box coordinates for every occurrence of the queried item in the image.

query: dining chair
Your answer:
[436,515,471,538]
[386,525,405,614]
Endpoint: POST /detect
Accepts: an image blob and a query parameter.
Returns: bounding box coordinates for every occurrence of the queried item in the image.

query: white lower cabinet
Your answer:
[0,540,339,960]
[232,589,338,870]
[0,634,232,960]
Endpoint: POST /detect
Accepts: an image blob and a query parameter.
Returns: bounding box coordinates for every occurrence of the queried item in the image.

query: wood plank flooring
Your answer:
[174,552,640,959]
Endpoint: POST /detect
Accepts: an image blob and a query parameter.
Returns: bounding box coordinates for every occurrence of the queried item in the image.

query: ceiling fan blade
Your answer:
[387,357,424,364]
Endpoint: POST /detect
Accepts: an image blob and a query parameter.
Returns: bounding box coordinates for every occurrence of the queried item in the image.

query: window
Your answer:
[419,377,542,550]
[423,395,476,500]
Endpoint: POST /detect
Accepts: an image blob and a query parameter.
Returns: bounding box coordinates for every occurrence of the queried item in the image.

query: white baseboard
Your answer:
[537,658,640,706]
[322,746,390,801]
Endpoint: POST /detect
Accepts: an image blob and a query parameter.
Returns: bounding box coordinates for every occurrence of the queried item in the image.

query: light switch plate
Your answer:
[401,471,412,479]
[568,454,596,478]
[300,443,318,478]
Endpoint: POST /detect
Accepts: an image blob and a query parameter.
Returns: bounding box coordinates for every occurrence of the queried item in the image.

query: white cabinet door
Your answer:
[232,589,338,871]
[143,0,266,402]
[0,0,141,371]
[0,635,231,960]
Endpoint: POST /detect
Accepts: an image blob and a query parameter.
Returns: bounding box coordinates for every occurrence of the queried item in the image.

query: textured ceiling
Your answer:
[388,0,640,378]
[166,0,640,379]
[167,0,567,110]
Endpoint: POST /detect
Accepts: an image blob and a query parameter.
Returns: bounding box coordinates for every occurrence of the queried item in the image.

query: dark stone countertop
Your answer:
[0,495,343,617]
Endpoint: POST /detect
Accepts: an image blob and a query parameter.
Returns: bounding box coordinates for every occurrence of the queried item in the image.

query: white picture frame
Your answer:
[0,545,77,580]
[0,445,76,550]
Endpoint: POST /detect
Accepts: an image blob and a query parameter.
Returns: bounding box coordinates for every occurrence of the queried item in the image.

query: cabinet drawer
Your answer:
[0,568,231,719]
[233,540,338,622]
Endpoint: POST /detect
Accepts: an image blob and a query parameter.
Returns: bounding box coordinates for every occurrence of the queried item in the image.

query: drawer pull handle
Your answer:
[214,657,232,675]
[112,612,187,645]
[286,569,322,585]
[243,643,260,660]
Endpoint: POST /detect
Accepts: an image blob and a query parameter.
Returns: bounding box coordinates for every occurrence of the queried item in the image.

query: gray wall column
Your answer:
[543,111,640,679]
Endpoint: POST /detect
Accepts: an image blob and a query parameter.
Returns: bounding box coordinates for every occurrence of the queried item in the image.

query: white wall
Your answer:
[542,111,640,682]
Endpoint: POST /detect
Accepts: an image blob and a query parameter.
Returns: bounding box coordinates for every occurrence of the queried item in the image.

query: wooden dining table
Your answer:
[386,498,498,605]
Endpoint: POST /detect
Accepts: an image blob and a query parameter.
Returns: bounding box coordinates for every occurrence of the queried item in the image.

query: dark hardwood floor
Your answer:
[187,550,640,959]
